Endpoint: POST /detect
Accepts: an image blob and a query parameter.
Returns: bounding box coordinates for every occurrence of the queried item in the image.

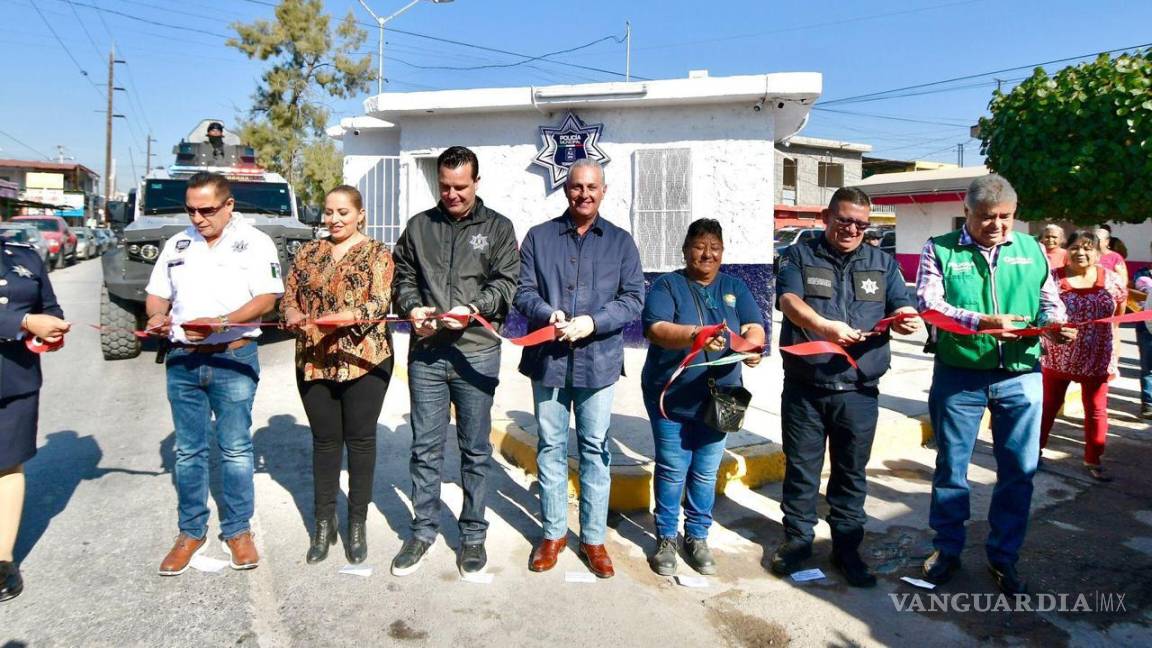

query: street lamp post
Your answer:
[358,0,454,96]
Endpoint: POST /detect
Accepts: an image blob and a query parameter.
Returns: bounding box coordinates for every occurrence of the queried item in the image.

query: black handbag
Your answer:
[685,276,752,433]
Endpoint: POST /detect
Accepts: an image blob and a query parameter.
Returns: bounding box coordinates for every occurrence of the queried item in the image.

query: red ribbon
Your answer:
[25,335,64,354]
[658,323,762,420]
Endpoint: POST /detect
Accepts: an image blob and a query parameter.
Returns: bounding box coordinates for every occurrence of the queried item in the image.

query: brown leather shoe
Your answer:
[221,531,260,570]
[529,537,568,572]
[158,533,206,576]
[578,543,614,579]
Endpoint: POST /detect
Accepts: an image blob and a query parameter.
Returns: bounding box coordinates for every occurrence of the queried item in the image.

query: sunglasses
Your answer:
[185,203,227,217]
[832,215,870,232]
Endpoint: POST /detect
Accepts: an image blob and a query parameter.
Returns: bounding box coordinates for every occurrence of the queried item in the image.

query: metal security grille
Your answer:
[358,156,403,247]
[633,148,692,271]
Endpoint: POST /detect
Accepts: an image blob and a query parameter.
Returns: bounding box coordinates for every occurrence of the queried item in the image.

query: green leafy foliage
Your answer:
[227,0,373,206]
[978,49,1152,225]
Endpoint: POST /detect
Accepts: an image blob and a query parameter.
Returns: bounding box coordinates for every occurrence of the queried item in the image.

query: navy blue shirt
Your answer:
[776,235,913,388]
[0,240,64,399]
[514,212,645,389]
[641,270,764,421]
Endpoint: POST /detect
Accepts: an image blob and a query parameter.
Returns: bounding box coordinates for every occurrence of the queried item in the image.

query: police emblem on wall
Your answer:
[531,112,610,189]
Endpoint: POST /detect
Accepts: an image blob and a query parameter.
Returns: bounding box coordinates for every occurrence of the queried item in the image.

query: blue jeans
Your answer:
[928,362,1042,565]
[1137,326,1152,407]
[165,342,260,541]
[532,381,614,544]
[408,345,500,545]
[645,398,727,540]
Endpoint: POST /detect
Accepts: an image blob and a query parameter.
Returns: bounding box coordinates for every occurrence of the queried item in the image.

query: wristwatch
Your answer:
[217,315,231,333]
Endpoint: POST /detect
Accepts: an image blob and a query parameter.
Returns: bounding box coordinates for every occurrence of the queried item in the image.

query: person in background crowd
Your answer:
[146,172,284,576]
[1040,224,1067,270]
[283,186,395,565]
[1095,226,1128,288]
[390,146,519,578]
[863,230,882,247]
[1131,243,1152,420]
[916,174,1075,595]
[1038,231,1126,482]
[641,218,764,577]
[0,235,69,601]
[514,159,644,579]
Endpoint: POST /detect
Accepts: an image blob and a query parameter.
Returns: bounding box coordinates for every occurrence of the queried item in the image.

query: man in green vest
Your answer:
[915,174,1076,595]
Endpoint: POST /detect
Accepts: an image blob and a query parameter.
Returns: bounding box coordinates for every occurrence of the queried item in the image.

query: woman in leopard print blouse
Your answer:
[282,185,394,565]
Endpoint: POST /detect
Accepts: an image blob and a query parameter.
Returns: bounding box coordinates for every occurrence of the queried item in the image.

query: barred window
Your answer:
[357,156,403,247]
[633,148,692,271]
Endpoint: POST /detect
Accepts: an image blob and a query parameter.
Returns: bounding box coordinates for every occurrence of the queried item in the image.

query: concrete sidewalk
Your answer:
[417,312,1092,511]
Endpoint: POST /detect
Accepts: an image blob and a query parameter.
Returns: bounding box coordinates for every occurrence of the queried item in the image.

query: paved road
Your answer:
[3,259,1149,647]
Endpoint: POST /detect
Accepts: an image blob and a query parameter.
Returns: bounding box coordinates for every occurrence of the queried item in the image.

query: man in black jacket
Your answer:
[771,187,921,587]
[390,146,519,577]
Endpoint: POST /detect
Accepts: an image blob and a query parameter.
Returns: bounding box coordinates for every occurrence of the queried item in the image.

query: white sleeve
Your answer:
[247,233,285,297]
[144,240,175,299]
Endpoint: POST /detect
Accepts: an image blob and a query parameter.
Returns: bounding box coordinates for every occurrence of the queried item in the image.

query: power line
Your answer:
[30,1,105,98]
[388,33,627,72]
[812,107,972,127]
[820,41,1152,106]
[64,0,230,39]
[62,0,105,59]
[0,130,52,160]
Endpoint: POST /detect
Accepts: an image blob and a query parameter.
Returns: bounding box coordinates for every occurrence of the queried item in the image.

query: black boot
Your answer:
[0,561,23,602]
[347,520,368,565]
[306,514,338,564]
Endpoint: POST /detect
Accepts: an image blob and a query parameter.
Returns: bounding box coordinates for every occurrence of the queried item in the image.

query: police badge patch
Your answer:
[176,239,191,251]
[469,233,489,252]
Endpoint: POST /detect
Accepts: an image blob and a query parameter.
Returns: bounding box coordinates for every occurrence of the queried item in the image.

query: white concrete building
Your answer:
[331,70,819,290]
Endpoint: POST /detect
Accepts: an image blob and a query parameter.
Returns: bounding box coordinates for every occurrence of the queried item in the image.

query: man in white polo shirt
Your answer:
[144,172,283,576]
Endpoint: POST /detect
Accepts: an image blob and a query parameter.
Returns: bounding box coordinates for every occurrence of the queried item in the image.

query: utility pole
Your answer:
[103,49,125,222]
[145,133,156,173]
[956,142,965,166]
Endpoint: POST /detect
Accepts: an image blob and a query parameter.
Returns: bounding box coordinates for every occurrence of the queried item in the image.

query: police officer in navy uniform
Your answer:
[0,234,70,602]
[771,187,922,587]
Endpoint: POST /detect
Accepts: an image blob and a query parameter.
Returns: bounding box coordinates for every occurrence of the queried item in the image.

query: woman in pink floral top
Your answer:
[1040,231,1127,481]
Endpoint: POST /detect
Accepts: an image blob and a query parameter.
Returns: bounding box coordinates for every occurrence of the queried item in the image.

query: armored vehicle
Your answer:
[100,119,316,360]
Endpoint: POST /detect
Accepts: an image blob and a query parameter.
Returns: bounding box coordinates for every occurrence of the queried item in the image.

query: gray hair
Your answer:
[965,173,1017,211]
[1042,224,1065,239]
[565,159,605,187]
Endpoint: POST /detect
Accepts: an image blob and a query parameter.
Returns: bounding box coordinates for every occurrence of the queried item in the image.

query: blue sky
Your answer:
[1,0,1149,193]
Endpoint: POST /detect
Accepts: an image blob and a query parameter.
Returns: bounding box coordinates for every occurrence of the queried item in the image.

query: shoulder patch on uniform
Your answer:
[723,293,737,307]
[270,262,280,278]
[175,239,190,251]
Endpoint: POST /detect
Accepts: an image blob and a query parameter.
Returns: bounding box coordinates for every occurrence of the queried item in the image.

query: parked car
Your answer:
[73,227,100,259]
[12,215,76,269]
[774,226,824,265]
[0,223,50,266]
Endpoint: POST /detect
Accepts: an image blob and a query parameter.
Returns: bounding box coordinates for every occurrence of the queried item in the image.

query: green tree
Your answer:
[978,49,1152,225]
[227,0,373,205]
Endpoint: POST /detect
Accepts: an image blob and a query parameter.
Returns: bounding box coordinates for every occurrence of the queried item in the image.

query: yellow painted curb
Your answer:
[490,418,787,512]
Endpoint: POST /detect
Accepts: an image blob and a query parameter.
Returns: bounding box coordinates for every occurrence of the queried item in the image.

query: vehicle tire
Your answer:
[54,252,65,270]
[100,286,143,360]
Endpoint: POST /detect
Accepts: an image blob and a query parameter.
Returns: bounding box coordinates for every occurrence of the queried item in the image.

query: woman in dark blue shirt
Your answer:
[641,218,765,577]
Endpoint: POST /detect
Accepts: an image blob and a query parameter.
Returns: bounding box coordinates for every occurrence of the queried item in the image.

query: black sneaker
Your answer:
[831,550,877,588]
[683,536,717,576]
[0,561,23,602]
[770,539,812,576]
[458,543,487,576]
[649,536,678,576]
[988,561,1028,595]
[922,550,961,585]
[390,538,432,577]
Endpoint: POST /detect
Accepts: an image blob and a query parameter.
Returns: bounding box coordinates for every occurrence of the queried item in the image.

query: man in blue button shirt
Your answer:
[514,159,644,578]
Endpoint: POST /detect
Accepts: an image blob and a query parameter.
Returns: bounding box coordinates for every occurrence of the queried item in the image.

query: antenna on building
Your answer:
[55,145,75,163]
[625,21,631,83]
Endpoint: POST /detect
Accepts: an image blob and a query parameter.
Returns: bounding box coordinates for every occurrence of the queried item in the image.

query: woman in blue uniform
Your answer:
[0,236,70,602]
